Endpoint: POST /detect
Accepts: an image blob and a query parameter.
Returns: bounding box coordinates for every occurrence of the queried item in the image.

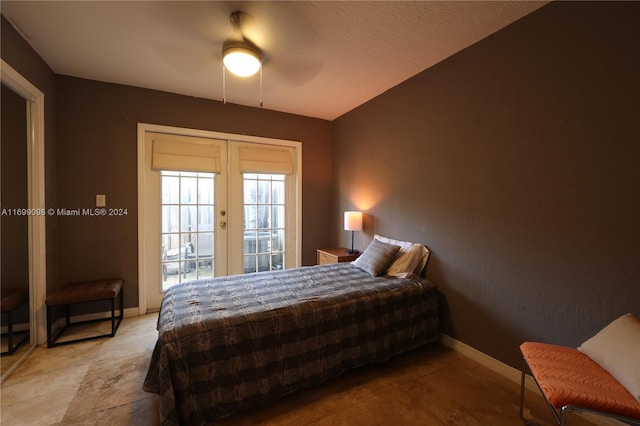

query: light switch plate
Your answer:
[96,194,106,207]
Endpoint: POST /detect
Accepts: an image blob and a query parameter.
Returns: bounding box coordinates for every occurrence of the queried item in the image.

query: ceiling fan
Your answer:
[221,10,263,106]
[148,3,323,106]
[222,11,262,78]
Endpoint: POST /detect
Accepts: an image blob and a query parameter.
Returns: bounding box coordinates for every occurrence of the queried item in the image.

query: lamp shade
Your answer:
[344,211,363,231]
[223,43,262,77]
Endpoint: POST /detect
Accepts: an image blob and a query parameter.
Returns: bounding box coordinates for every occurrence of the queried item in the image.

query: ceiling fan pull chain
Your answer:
[222,65,227,105]
[259,67,263,108]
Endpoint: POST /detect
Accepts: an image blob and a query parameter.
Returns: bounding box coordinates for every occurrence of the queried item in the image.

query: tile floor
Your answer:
[1,314,599,425]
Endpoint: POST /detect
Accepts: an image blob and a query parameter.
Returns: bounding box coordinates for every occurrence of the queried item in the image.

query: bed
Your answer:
[143,237,440,425]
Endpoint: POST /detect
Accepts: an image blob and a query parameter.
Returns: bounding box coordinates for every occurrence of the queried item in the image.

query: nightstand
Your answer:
[317,248,359,265]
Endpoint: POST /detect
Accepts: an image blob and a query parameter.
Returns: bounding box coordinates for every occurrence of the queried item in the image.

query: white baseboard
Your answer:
[439,334,538,393]
[439,334,625,426]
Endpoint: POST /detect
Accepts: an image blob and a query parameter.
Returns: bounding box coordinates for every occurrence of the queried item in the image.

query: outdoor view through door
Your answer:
[161,171,287,289]
[160,171,215,289]
[243,174,286,273]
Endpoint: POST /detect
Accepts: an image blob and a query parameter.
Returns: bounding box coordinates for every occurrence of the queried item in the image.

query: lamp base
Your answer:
[346,249,360,255]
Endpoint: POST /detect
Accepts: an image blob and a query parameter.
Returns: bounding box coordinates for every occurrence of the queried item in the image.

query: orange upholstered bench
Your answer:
[46,278,123,348]
[519,341,640,425]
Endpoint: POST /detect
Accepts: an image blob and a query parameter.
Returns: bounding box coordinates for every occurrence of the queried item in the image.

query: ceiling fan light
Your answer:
[223,45,262,77]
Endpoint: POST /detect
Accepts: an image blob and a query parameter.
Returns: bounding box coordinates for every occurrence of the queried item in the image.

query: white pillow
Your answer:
[411,245,430,276]
[374,234,429,277]
[578,313,640,401]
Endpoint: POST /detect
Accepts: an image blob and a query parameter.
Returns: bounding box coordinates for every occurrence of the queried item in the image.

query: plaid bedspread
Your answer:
[143,263,439,425]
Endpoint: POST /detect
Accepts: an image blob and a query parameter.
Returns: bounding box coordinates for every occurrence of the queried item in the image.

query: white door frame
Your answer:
[1,60,47,348]
[137,123,302,314]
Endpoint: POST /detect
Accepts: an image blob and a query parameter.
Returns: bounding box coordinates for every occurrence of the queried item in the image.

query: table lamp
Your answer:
[344,211,363,255]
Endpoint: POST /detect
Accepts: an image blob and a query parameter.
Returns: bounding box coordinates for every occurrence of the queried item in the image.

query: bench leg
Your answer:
[520,357,541,426]
[111,296,116,336]
[520,358,526,419]
[47,304,53,348]
[520,356,561,426]
[110,287,124,337]
[47,304,69,348]
[1,310,29,356]
[7,311,14,355]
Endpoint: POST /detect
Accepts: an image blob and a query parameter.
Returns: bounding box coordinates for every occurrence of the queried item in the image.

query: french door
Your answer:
[159,170,220,290]
[139,126,300,311]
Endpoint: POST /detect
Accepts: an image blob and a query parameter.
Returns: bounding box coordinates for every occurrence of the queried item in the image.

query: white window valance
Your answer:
[238,145,294,175]
[152,137,221,173]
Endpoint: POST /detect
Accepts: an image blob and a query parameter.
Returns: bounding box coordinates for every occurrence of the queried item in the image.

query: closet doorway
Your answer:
[1,59,46,382]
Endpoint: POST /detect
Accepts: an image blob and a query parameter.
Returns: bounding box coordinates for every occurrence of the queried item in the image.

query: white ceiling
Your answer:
[1,1,547,120]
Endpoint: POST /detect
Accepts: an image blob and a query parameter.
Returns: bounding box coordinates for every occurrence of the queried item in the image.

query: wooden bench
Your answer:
[519,342,640,426]
[46,278,123,348]
[1,287,29,355]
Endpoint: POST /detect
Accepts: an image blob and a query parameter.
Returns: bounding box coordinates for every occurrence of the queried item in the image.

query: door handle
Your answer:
[220,221,227,230]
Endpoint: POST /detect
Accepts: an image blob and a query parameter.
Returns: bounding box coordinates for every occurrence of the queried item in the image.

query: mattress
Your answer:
[143,262,439,425]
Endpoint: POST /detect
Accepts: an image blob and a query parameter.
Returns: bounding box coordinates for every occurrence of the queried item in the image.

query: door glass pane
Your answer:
[244,205,257,229]
[243,179,257,203]
[271,252,283,270]
[181,177,197,204]
[272,205,284,228]
[257,181,271,204]
[197,206,213,232]
[272,180,284,204]
[180,206,197,232]
[257,205,270,228]
[161,206,179,233]
[197,231,213,258]
[243,174,285,273]
[161,171,215,290]
[244,230,258,254]
[162,176,180,204]
[198,177,214,204]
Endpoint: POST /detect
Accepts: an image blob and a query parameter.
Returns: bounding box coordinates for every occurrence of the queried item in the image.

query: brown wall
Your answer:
[55,76,333,307]
[333,1,640,368]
